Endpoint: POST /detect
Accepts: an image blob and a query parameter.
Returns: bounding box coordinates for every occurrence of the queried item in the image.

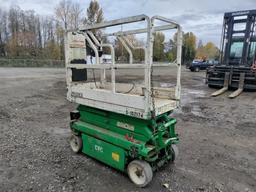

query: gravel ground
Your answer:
[0,67,255,192]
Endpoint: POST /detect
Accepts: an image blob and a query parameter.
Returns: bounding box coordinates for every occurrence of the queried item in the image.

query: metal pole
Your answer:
[123,36,146,61]
[84,33,99,65]
[87,31,116,90]
[64,32,71,85]
[175,26,183,105]
[117,36,133,64]
[144,17,154,116]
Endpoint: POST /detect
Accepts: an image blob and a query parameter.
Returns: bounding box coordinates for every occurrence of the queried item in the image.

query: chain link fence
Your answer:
[0,59,65,68]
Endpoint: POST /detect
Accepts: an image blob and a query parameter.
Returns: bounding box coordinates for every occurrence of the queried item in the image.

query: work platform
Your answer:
[68,81,177,119]
[65,14,183,120]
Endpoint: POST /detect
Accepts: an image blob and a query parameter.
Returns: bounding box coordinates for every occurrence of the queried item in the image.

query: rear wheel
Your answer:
[70,134,82,153]
[171,145,179,162]
[127,160,153,187]
[195,67,200,72]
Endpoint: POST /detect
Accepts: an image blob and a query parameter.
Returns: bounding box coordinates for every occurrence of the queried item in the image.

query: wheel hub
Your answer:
[135,168,143,177]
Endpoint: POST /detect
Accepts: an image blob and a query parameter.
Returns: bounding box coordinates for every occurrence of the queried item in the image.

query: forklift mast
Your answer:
[207,10,256,98]
[220,10,256,66]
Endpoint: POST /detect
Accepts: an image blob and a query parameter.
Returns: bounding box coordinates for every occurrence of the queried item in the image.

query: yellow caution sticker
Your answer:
[112,152,120,162]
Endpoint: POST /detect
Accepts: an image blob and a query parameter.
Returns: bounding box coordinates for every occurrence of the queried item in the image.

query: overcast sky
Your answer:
[1,0,256,46]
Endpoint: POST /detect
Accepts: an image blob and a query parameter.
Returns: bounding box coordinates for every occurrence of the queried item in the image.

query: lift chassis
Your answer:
[70,106,179,182]
[65,15,182,187]
[207,10,256,98]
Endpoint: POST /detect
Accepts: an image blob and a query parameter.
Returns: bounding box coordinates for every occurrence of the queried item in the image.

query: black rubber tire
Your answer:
[171,145,179,162]
[127,160,153,187]
[195,67,200,72]
[70,134,83,153]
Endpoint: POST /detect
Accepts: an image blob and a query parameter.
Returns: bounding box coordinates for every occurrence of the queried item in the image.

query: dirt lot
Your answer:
[0,67,255,192]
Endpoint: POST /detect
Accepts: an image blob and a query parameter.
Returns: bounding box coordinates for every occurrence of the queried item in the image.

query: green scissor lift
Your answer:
[65,15,183,187]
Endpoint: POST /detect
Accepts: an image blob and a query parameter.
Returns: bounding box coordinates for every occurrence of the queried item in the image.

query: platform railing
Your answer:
[66,15,182,116]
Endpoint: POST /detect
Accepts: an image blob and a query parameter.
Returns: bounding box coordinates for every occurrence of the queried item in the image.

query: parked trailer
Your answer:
[65,15,182,187]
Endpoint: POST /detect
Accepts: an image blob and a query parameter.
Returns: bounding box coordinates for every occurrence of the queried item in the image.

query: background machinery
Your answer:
[207,10,256,98]
[65,15,182,187]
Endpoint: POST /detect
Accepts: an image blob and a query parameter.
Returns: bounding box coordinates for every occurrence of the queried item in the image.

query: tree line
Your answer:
[0,6,64,59]
[0,0,87,60]
[0,0,219,63]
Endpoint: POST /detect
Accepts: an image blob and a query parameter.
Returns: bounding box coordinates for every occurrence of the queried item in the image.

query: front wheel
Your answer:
[127,160,153,187]
[195,67,200,72]
[70,134,83,153]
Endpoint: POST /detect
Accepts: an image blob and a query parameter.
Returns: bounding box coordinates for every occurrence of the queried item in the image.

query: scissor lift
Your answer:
[65,15,182,187]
